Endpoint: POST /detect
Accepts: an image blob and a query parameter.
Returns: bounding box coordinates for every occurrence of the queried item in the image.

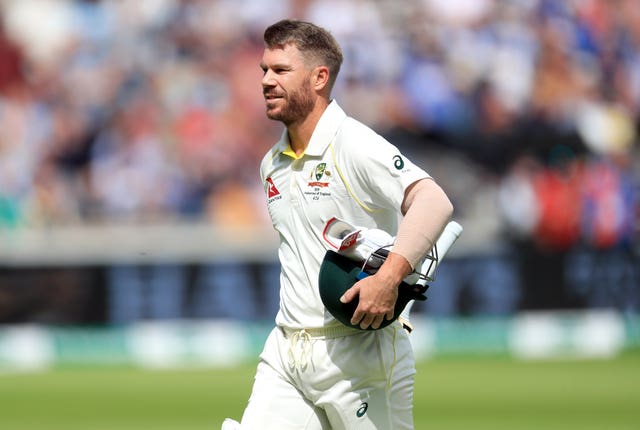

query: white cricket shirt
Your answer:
[260,101,430,329]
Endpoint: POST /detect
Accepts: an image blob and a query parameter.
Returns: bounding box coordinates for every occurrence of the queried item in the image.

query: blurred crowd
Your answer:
[0,0,639,254]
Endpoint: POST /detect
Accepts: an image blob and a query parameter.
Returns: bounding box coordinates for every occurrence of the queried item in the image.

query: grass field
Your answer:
[1,352,639,430]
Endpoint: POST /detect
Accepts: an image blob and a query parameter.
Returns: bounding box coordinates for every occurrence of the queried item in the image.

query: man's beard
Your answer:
[266,79,314,126]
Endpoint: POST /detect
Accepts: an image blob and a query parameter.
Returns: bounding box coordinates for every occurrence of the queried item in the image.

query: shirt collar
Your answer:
[276,100,347,159]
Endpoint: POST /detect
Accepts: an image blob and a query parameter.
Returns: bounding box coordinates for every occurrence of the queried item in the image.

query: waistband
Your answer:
[279,324,362,339]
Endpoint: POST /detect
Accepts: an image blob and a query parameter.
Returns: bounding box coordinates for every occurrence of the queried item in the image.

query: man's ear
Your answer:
[313,66,330,91]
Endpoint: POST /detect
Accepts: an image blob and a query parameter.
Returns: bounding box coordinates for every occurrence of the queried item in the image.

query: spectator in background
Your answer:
[0,0,637,231]
[0,0,638,319]
[0,18,24,94]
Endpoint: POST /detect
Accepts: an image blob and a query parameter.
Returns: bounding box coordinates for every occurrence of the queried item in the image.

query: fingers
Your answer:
[343,286,381,329]
[342,280,397,329]
[351,309,387,330]
[340,285,359,304]
[369,315,386,330]
[351,311,370,329]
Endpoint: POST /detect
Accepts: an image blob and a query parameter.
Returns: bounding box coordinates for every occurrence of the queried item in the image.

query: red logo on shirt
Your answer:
[339,231,360,251]
[266,177,280,198]
[307,181,329,187]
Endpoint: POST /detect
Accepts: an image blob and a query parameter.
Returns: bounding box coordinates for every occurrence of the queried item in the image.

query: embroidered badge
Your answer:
[308,162,331,187]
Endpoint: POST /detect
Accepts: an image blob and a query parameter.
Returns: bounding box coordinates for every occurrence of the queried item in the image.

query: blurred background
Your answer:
[0,0,639,371]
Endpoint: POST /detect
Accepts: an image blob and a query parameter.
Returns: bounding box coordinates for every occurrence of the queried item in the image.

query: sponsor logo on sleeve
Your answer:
[265,177,282,202]
[393,155,404,170]
[393,155,412,173]
[356,402,369,418]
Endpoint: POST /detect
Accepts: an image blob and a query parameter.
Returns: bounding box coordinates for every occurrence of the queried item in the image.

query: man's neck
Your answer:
[286,99,330,157]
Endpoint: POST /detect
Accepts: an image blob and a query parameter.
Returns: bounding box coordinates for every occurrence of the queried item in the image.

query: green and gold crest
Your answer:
[314,162,327,180]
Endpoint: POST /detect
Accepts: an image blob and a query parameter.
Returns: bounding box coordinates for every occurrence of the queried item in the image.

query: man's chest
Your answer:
[264,158,352,230]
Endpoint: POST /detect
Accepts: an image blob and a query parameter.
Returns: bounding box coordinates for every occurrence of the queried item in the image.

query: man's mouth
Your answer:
[264,93,282,101]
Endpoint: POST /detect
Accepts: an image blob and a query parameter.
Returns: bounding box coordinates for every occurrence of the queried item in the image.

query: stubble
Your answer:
[266,78,315,126]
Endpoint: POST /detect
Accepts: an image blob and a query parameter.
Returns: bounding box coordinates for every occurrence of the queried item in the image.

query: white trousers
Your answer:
[240,322,415,430]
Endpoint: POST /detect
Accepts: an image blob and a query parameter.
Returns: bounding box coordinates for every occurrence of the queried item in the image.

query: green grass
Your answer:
[1,352,639,430]
[414,352,640,430]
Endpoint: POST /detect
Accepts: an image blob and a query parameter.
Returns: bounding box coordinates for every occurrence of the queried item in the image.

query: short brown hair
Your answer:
[264,19,343,91]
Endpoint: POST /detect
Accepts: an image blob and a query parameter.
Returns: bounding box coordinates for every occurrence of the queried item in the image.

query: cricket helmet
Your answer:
[319,249,428,330]
[319,217,463,330]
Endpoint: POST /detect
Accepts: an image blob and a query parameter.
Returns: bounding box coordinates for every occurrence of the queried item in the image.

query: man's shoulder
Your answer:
[259,144,280,171]
[334,116,386,152]
[260,131,288,172]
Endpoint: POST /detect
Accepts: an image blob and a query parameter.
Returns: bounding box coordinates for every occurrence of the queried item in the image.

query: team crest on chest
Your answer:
[308,162,331,188]
[304,162,335,202]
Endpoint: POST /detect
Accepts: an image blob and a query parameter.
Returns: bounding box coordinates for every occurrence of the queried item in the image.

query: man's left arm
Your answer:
[393,178,454,269]
[341,178,453,329]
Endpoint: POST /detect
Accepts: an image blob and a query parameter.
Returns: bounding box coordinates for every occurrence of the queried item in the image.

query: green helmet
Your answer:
[318,249,428,330]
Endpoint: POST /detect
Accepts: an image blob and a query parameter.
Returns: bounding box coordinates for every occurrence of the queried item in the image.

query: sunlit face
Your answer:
[260,44,315,126]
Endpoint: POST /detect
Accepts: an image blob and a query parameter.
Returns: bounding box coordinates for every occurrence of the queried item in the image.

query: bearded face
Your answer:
[261,45,317,126]
[264,76,315,125]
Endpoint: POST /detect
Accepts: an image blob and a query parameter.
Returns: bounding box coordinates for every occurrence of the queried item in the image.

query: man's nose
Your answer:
[262,70,275,87]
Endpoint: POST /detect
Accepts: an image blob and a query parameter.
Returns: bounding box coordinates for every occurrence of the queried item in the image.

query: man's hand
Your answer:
[340,252,412,330]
